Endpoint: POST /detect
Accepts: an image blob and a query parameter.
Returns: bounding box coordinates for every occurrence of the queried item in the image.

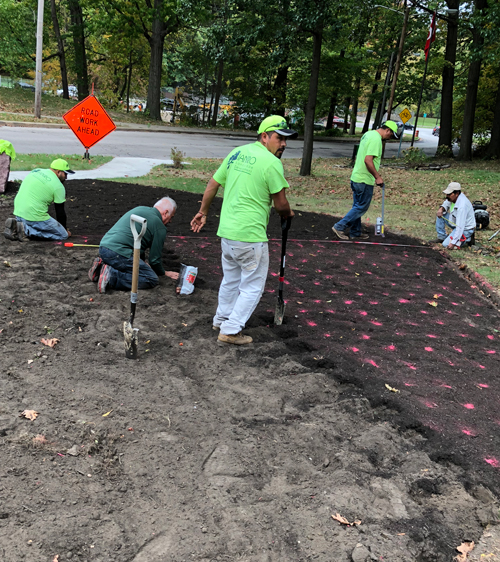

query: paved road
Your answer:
[0,126,439,159]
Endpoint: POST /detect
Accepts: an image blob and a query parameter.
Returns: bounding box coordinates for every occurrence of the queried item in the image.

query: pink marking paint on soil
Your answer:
[453,347,462,353]
[382,292,389,296]
[299,309,308,313]
[345,300,353,305]
[399,299,410,303]
[270,272,278,277]
[314,300,321,303]
[463,403,475,409]
[478,383,489,388]
[365,359,379,367]
[351,347,359,352]
[267,289,275,293]
[421,400,438,408]
[406,322,418,326]
[326,310,335,314]
[409,293,415,296]
[404,382,417,387]
[462,428,477,436]
[370,321,383,326]
[485,457,500,468]
[436,321,444,325]
[425,347,434,352]
[451,302,459,306]
[324,333,331,338]
[459,334,468,337]
[301,259,308,263]
[314,282,321,285]
[357,292,364,296]
[447,360,455,366]
[485,350,496,354]
[438,383,452,389]
[487,335,495,340]
[475,313,482,317]
[361,335,370,340]
[331,290,339,294]
[385,345,396,351]
[396,263,402,267]
[427,334,437,338]
[349,261,355,265]
[307,320,317,327]
[359,311,367,316]
[369,301,378,305]
[366,271,372,275]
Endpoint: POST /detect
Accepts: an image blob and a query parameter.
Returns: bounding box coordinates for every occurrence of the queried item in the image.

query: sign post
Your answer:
[63,95,116,159]
[398,108,412,158]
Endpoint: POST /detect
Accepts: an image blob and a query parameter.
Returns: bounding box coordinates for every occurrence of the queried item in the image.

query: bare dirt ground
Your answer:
[0,180,499,562]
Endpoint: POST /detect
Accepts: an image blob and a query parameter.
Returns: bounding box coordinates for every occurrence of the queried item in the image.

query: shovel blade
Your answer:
[123,321,139,359]
[274,298,286,326]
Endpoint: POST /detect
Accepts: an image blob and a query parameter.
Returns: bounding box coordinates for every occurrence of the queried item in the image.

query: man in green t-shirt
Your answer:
[190,115,296,345]
[4,158,74,242]
[332,121,398,240]
[90,198,179,293]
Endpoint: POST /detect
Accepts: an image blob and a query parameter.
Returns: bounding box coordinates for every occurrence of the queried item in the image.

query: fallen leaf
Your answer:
[32,434,48,446]
[20,409,39,421]
[454,541,474,561]
[27,359,34,364]
[428,301,438,307]
[385,383,400,393]
[331,513,361,526]
[102,410,112,417]
[3,260,11,267]
[433,294,440,299]
[41,338,60,348]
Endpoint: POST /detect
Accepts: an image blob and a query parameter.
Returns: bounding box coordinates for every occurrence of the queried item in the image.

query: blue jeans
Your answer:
[99,247,159,291]
[15,216,68,240]
[436,214,475,247]
[333,181,374,237]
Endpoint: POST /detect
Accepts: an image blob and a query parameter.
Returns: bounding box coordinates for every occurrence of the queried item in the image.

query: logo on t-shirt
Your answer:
[227,150,241,169]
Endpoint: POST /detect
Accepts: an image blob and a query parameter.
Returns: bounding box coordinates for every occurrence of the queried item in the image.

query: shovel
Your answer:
[274,216,292,325]
[375,183,385,237]
[123,214,147,359]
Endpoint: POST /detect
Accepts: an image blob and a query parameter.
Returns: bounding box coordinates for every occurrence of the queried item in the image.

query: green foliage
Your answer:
[402,147,428,168]
[435,145,453,159]
[170,147,185,169]
[323,127,344,137]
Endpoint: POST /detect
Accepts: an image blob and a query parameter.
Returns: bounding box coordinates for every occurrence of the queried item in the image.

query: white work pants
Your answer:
[214,238,269,335]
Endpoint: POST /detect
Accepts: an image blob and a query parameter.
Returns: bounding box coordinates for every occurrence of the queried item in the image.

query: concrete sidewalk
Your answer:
[8,156,181,181]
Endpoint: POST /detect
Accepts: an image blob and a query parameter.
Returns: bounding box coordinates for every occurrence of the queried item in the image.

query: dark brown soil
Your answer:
[0,179,499,562]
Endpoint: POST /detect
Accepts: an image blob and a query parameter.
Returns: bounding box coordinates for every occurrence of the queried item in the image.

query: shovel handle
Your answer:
[129,214,147,300]
[281,216,293,232]
[130,214,147,250]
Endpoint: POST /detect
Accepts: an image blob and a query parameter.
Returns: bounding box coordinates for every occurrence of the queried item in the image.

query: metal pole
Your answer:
[386,2,410,123]
[397,129,404,158]
[411,54,431,147]
[378,52,395,127]
[34,0,44,118]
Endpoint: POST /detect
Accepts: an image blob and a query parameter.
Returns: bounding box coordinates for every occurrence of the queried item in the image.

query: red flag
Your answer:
[424,12,437,61]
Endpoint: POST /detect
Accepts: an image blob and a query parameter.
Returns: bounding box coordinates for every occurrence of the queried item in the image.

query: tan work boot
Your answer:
[218,332,253,345]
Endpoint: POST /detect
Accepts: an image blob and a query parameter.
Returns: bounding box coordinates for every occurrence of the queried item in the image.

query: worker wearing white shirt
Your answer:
[433,182,476,250]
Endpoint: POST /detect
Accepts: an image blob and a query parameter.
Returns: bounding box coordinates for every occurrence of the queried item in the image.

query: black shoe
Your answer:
[4,218,18,241]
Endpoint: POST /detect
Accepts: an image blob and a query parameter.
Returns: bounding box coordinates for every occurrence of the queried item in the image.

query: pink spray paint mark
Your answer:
[477,383,489,388]
[307,321,317,327]
[366,271,372,275]
[459,334,468,338]
[425,347,434,352]
[462,428,477,436]
[357,292,364,296]
[486,350,496,354]
[359,311,367,316]
[365,359,379,368]
[331,290,339,294]
[361,335,370,340]
[385,345,396,351]
[439,383,452,389]
[270,272,278,277]
[314,299,321,303]
[447,360,455,366]
[399,299,410,304]
[369,301,379,305]
[487,335,495,340]
[436,321,444,325]
[314,282,321,286]
[427,334,437,338]
[403,362,417,370]
[297,290,304,294]
[267,289,275,293]
[451,302,459,306]
[349,261,355,265]
[420,311,428,315]
[404,382,417,387]
[463,403,475,410]
[382,292,389,296]
[316,269,322,273]
[416,272,421,276]
[475,313,482,317]
[345,300,353,305]
[370,321,383,326]
[324,333,331,338]
[485,458,500,468]
[409,293,415,296]
[396,263,402,267]
[299,309,308,313]
[391,283,396,286]
[351,347,359,352]
[453,347,463,353]
[423,401,438,409]
[301,259,308,263]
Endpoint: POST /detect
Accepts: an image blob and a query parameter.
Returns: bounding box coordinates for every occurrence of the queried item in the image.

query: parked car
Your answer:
[16,81,35,91]
[432,126,440,137]
[397,121,414,131]
[57,85,78,99]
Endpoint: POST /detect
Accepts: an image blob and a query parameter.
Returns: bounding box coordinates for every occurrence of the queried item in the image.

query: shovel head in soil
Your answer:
[274,216,292,325]
[123,214,147,359]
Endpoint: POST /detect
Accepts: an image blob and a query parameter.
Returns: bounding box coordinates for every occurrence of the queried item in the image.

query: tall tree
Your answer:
[67,0,89,99]
[50,0,69,99]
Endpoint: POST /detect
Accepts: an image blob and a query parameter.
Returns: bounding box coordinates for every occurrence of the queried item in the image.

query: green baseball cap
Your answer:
[383,120,399,138]
[258,115,298,139]
[51,158,75,174]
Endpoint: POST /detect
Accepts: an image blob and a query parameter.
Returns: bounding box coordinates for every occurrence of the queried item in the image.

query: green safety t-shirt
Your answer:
[100,206,167,276]
[14,168,66,221]
[213,142,289,242]
[350,130,383,186]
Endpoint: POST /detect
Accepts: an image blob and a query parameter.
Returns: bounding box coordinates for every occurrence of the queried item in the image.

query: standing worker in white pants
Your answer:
[190,115,296,345]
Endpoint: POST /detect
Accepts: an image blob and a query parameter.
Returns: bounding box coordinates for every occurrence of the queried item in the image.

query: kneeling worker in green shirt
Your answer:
[4,158,74,242]
[190,115,296,345]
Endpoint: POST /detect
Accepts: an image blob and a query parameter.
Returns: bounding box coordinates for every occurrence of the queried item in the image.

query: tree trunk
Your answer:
[50,0,69,99]
[362,66,382,134]
[126,52,132,113]
[146,0,168,121]
[343,97,350,133]
[202,71,208,126]
[300,23,323,177]
[438,0,459,149]
[458,0,488,160]
[211,60,224,127]
[349,77,361,135]
[273,65,288,116]
[485,75,500,159]
[325,49,345,130]
[67,0,89,99]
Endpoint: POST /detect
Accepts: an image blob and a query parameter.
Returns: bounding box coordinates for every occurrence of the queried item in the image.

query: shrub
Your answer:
[435,145,453,159]
[403,147,428,167]
[324,127,344,137]
[171,147,185,169]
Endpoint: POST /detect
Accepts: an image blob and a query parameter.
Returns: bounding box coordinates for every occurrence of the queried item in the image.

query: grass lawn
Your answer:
[10,154,113,171]
[109,156,500,291]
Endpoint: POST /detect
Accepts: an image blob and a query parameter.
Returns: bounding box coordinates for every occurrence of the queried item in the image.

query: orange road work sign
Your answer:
[63,95,116,150]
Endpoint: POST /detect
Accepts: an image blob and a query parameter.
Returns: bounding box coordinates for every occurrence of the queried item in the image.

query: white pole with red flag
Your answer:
[411,12,437,147]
